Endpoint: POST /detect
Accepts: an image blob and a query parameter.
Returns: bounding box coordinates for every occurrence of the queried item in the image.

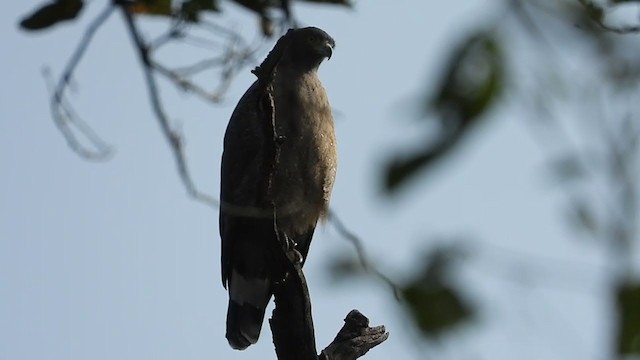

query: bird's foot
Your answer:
[290,249,303,264]
[282,233,296,250]
[282,234,303,264]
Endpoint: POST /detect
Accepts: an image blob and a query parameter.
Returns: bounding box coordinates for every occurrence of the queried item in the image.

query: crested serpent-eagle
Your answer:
[219,27,337,350]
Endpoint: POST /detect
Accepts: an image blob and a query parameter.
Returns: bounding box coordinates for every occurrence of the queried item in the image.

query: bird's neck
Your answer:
[276,53,321,75]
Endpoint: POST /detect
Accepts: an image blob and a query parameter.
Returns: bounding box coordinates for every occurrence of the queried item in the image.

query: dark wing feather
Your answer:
[220,80,266,287]
[220,80,279,350]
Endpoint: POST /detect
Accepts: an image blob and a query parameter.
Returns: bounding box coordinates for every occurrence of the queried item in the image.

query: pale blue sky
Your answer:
[1,1,615,359]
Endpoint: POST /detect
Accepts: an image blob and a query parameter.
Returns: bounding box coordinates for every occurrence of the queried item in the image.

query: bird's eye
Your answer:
[308,36,317,43]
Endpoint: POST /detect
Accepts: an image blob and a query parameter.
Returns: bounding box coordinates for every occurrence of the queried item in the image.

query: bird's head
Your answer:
[286,27,335,68]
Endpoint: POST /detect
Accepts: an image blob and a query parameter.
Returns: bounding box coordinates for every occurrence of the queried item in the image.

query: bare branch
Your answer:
[148,22,260,103]
[269,226,388,360]
[120,4,218,208]
[148,18,189,50]
[327,210,401,300]
[151,60,226,102]
[172,57,226,76]
[49,3,115,160]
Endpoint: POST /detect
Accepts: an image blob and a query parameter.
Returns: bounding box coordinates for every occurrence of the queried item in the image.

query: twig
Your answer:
[120,4,218,208]
[173,57,226,76]
[150,33,257,103]
[148,18,187,50]
[50,3,115,160]
[328,210,401,300]
[151,60,225,102]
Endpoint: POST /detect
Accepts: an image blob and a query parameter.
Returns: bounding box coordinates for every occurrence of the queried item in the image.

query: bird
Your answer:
[219,27,337,350]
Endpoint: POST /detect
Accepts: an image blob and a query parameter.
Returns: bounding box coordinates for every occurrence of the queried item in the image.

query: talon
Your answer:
[282,233,296,251]
[281,234,302,263]
[289,240,298,251]
[292,249,303,264]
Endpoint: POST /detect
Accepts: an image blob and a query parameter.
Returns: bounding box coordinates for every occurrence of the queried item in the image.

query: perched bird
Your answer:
[219,27,337,350]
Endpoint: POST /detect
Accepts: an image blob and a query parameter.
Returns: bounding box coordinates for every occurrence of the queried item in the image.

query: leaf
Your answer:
[384,122,467,192]
[231,0,269,15]
[128,0,173,17]
[180,0,220,22]
[19,0,84,31]
[580,0,604,23]
[616,282,640,356]
[401,246,473,338]
[297,0,352,6]
[403,283,473,338]
[431,31,504,123]
[385,149,434,192]
[383,30,505,194]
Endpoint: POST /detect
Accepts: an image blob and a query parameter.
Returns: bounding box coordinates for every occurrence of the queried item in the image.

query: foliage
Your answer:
[401,245,473,338]
[385,31,504,192]
[20,0,351,33]
[382,0,640,357]
[20,0,84,30]
[616,282,640,356]
[330,243,474,339]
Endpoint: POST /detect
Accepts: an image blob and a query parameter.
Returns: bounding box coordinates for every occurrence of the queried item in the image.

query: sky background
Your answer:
[0,1,621,359]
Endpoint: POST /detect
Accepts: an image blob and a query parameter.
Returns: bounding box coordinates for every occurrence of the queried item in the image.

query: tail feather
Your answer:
[226,300,267,350]
[226,270,272,350]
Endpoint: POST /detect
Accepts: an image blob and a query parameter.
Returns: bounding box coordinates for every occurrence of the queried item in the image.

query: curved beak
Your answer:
[322,41,334,60]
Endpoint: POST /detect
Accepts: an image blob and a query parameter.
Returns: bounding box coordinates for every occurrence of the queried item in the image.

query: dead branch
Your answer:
[269,231,389,360]
[320,310,389,360]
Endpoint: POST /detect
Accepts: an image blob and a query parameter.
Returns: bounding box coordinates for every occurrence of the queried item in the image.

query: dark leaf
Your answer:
[231,0,269,15]
[232,0,351,14]
[580,0,604,23]
[403,283,473,338]
[261,15,275,37]
[128,0,173,17]
[384,122,467,192]
[297,0,352,6]
[401,245,473,338]
[180,0,220,22]
[19,0,84,31]
[385,148,436,192]
[431,31,504,124]
[616,282,640,356]
[384,31,504,194]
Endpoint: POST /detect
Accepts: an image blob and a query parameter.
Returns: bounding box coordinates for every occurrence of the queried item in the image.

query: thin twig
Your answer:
[120,4,218,208]
[151,60,225,102]
[148,19,188,50]
[149,35,257,103]
[50,3,115,160]
[173,57,226,76]
[328,210,401,300]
